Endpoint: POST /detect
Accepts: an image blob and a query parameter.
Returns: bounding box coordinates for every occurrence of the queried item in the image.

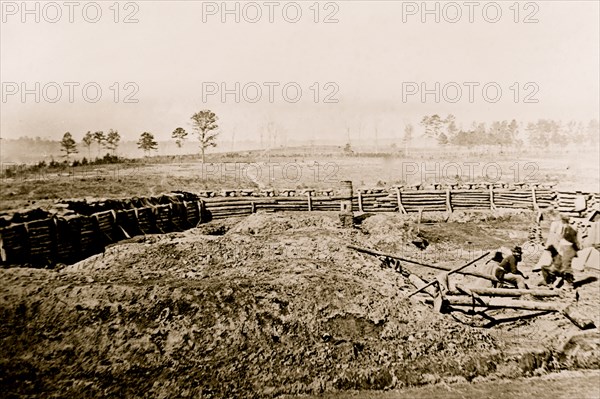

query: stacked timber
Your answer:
[154,204,172,233]
[451,189,491,209]
[592,193,600,212]
[136,207,156,234]
[533,188,556,208]
[116,209,142,238]
[312,196,342,211]
[556,191,592,215]
[264,197,310,212]
[1,187,600,268]
[399,190,446,212]
[26,218,55,266]
[94,210,117,245]
[353,190,397,212]
[185,201,201,226]
[492,189,534,210]
[0,223,29,264]
[79,215,103,257]
[170,202,189,231]
[55,216,81,264]
[205,197,260,219]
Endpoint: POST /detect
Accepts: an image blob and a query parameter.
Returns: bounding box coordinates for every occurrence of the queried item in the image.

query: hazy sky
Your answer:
[1,0,599,145]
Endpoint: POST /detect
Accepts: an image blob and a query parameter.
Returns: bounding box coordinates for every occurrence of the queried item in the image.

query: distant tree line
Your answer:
[415,115,599,148]
[6,112,598,165]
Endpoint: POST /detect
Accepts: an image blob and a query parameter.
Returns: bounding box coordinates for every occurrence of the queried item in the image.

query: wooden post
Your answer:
[339,181,354,227]
[453,286,559,298]
[531,186,539,211]
[490,186,497,211]
[396,187,407,214]
[446,188,453,213]
[358,190,364,213]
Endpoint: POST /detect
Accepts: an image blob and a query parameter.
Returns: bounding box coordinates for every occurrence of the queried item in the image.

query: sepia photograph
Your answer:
[1,1,599,398]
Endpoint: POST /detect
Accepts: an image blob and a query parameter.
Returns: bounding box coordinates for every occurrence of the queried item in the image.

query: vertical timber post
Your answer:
[396,186,407,214]
[531,186,539,211]
[446,188,453,213]
[490,186,496,211]
[358,190,364,213]
[339,180,354,227]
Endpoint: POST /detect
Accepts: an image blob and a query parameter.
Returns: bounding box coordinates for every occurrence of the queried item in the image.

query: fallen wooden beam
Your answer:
[425,296,557,311]
[407,252,490,298]
[347,245,499,282]
[455,284,487,305]
[424,296,595,329]
[561,304,596,330]
[451,286,559,298]
[408,274,439,298]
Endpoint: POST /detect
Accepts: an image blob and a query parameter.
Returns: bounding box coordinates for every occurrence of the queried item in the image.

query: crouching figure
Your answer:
[539,244,574,288]
[491,246,529,289]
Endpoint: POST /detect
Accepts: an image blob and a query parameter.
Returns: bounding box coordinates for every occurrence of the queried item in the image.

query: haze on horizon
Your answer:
[1,0,599,147]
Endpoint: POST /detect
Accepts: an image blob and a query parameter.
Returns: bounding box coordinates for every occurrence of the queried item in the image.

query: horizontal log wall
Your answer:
[0,185,598,267]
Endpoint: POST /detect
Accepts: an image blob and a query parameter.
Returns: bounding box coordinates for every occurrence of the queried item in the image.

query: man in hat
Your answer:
[494,246,528,289]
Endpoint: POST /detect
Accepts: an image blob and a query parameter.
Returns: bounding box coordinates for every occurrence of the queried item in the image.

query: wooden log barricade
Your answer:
[94,210,117,246]
[0,183,596,268]
[154,204,172,233]
[0,223,29,264]
[79,215,103,258]
[27,218,56,266]
[55,216,82,264]
[116,209,142,238]
[136,207,156,234]
[556,191,593,216]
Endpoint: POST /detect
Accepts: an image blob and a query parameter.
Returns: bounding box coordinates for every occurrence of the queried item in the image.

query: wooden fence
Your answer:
[1,184,598,267]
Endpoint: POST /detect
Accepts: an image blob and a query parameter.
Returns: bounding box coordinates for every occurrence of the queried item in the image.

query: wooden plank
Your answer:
[407,252,490,297]
[396,187,407,214]
[451,287,559,297]
[347,245,499,282]
[428,296,558,311]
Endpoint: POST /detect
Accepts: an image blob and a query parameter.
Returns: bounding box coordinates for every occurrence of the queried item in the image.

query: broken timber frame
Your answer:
[407,252,491,298]
[350,244,595,330]
[347,244,498,282]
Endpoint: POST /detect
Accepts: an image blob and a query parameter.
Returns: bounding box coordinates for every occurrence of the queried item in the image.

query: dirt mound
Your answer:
[0,212,598,398]
[229,211,342,236]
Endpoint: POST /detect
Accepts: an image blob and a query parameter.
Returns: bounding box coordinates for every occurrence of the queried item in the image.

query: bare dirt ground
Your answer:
[296,370,600,399]
[1,211,598,398]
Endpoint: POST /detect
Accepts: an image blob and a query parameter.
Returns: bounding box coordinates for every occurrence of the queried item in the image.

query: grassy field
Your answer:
[1,149,598,213]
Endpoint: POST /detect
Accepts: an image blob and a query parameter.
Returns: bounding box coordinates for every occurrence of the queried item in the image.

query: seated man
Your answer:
[494,246,529,289]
